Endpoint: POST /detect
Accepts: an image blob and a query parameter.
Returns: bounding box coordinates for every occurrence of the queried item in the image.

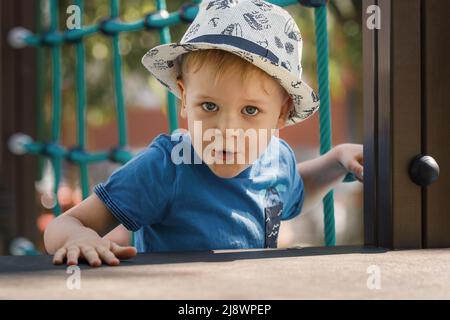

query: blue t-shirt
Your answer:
[94,131,305,253]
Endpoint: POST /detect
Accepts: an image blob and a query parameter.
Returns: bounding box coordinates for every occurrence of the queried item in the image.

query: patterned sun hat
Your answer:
[142,0,320,125]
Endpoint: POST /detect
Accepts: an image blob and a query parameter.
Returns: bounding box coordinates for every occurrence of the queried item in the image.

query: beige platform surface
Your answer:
[0,246,449,299]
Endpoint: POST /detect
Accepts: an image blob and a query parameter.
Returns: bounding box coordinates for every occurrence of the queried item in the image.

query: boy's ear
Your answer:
[276,94,292,130]
[176,78,187,119]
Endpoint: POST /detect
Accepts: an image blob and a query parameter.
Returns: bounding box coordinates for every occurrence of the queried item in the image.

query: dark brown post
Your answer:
[0,0,39,254]
[363,0,423,249]
[362,0,377,248]
[422,0,450,248]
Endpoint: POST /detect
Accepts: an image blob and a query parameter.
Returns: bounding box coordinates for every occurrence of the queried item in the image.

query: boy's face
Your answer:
[176,62,291,178]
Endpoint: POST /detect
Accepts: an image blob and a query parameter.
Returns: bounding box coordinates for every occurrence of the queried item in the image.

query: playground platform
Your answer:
[0,246,449,299]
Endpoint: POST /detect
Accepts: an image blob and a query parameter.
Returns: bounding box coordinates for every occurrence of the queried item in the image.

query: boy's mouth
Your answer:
[213,149,237,161]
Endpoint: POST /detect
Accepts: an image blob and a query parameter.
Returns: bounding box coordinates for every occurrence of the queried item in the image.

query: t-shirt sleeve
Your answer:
[93,136,176,231]
[280,141,305,221]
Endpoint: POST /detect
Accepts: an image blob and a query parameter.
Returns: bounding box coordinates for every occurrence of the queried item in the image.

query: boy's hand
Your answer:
[336,143,364,183]
[52,228,137,267]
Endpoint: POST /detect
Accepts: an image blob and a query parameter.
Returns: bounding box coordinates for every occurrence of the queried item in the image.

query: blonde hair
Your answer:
[177,49,288,98]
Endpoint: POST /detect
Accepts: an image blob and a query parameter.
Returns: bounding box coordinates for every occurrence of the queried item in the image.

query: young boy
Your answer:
[44,0,363,267]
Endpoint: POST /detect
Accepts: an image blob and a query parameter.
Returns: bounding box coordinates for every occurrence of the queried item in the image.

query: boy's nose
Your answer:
[217,111,242,132]
[214,113,243,147]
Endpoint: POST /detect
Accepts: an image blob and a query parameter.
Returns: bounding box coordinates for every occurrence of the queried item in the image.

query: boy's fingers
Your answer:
[349,160,364,182]
[81,246,101,267]
[53,248,67,265]
[110,242,137,260]
[66,246,80,266]
[96,247,120,266]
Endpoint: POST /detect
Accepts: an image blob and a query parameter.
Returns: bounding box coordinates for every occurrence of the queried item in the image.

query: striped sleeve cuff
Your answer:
[93,184,141,232]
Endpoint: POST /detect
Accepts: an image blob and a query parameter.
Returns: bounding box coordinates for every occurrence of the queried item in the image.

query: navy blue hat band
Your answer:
[186,34,279,65]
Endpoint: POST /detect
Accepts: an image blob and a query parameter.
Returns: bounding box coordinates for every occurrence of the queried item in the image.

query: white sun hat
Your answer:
[142,0,320,125]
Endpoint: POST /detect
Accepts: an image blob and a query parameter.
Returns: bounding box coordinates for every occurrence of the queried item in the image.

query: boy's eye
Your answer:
[242,106,259,116]
[201,102,218,112]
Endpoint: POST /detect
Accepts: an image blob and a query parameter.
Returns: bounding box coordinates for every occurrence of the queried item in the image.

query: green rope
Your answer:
[156,0,179,133]
[74,0,90,199]
[36,0,46,181]
[50,0,62,215]
[109,0,134,246]
[314,5,335,246]
[110,0,128,147]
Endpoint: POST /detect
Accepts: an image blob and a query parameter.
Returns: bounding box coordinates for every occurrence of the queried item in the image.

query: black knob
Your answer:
[409,154,440,187]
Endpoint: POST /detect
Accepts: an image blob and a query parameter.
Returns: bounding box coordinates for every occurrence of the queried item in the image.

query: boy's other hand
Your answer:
[336,143,364,183]
[52,229,137,267]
